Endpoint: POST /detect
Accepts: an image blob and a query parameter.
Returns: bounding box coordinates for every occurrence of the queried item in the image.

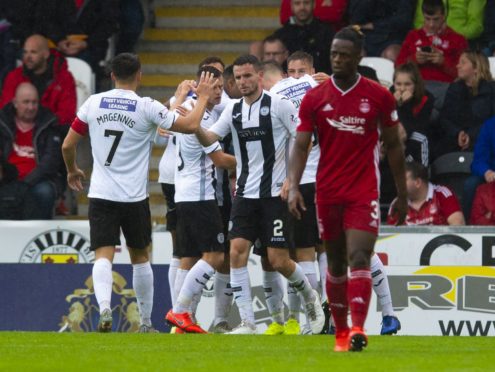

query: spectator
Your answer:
[396,0,469,83]
[463,116,495,221]
[279,0,348,30]
[470,182,495,225]
[0,34,77,128]
[437,49,495,156]
[348,0,416,62]
[387,161,465,225]
[115,0,144,55]
[272,0,335,74]
[56,0,119,73]
[391,61,434,166]
[0,152,35,220]
[263,35,289,71]
[480,0,495,56]
[413,0,486,43]
[0,83,63,219]
[0,8,16,87]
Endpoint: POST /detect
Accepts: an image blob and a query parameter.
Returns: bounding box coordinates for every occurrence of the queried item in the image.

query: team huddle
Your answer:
[61,26,408,352]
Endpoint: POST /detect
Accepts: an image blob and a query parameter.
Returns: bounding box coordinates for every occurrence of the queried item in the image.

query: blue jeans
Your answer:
[29,181,57,219]
[462,175,485,222]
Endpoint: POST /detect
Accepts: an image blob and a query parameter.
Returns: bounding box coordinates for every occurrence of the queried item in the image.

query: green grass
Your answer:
[0,333,493,371]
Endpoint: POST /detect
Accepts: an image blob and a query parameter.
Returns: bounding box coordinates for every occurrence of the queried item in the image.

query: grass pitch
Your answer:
[0,333,493,372]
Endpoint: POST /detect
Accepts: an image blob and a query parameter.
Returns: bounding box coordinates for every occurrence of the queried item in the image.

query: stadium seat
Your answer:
[66,57,95,109]
[430,151,473,206]
[359,57,395,87]
[489,56,495,78]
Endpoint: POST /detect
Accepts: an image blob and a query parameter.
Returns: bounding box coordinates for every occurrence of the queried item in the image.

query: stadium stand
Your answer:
[66,57,95,109]
[359,57,394,87]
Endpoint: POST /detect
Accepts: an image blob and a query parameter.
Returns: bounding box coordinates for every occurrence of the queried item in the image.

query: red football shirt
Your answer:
[8,122,36,180]
[387,183,461,225]
[298,75,398,204]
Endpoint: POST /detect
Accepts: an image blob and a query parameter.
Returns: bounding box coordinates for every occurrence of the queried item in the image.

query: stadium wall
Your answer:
[1,221,494,336]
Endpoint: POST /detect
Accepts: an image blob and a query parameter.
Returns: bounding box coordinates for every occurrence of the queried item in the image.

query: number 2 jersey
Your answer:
[298,75,398,204]
[71,88,179,202]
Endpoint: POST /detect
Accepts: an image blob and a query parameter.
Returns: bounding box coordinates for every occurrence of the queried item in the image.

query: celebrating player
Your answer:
[61,53,217,333]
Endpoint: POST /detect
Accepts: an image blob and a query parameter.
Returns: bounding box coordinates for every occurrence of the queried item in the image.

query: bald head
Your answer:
[23,34,50,74]
[14,83,39,123]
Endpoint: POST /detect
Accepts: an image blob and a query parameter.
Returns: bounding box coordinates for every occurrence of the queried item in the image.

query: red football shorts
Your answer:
[316,199,380,240]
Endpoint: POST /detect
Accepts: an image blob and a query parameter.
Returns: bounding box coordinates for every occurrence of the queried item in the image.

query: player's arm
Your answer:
[61,127,86,192]
[170,72,216,134]
[288,131,312,219]
[447,211,466,226]
[208,149,236,170]
[382,124,408,225]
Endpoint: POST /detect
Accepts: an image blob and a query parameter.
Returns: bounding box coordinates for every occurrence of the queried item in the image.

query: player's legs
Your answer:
[370,252,401,335]
[93,246,115,332]
[213,254,233,332]
[260,256,285,335]
[294,247,318,334]
[267,247,324,334]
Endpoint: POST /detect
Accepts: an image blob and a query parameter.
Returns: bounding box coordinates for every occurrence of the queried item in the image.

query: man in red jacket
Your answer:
[0,34,76,127]
[395,0,468,83]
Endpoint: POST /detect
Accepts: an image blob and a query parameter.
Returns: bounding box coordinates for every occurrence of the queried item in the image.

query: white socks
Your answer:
[299,261,318,290]
[370,254,395,317]
[214,272,233,325]
[133,262,154,327]
[175,259,215,314]
[168,258,180,307]
[287,263,314,303]
[231,266,254,325]
[263,270,284,324]
[173,268,188,311]
[287,282,301,321]
[318,252,328,302]
[92,258,113,314]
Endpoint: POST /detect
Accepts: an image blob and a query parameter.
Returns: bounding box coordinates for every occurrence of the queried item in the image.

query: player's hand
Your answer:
[158,126,173,138]
[175,104,191,117]
[67,168,85,192]
[429,48,445,65]
[280,179,289,201]
[194,71,217,99]
[484,169,495,183]
[288,187,306,220]
[392,195,408,226]
[458,130,470,150]
[312,72,330,84]
[174,79,195,99]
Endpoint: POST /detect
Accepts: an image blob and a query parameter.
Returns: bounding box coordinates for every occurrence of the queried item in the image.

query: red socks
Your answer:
[347,268,372,329]
[326,270,349,332]
[327,268,372,331]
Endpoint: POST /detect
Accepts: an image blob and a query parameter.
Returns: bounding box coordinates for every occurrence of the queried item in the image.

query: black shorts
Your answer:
[161,183,177,231]
[88,198,151,251]
[228,196,288,249]
[286,183,319,248]
[176,200,226,258]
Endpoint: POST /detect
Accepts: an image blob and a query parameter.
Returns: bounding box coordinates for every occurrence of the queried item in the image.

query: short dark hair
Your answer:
[111,53,141,81]
[233,54,262,72]
[263,35,287,50]
[287,51,313,68]
[334,26,365,53]
[406,161,429,183]
[196,65,222,80]
[223,64,234,81]
[262,60,284,75]
[198,56,225,70]
[422,0,444,15]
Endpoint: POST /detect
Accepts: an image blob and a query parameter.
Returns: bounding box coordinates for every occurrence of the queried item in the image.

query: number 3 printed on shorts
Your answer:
[370,200,379,220]
[273,219,283,236]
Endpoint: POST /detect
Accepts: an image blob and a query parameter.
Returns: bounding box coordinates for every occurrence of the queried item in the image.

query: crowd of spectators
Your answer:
[1,0,495,225]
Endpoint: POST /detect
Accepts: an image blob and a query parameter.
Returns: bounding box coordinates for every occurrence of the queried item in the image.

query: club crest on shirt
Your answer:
[260,106,270,116]
[359,102,370,114]
[429,204,438,215]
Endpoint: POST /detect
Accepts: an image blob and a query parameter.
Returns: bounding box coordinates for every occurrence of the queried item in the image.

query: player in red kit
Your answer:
[288,26,407,352]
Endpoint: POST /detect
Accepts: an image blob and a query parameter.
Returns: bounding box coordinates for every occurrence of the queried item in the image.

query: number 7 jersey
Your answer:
[72,88,178,202]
